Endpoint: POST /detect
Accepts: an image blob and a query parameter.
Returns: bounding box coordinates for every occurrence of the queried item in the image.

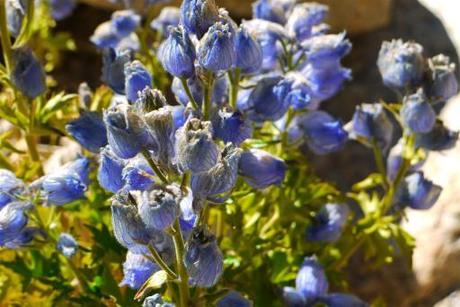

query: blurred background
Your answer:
[7,0,460,306]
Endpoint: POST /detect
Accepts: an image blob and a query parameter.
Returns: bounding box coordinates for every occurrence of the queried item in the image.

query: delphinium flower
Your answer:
[111,10,141,38]
[10,48,47,99]
[50,0,76,21]
[238,149,286,189]
[56,233,78,258]
[395,172,442,210]
[400,89,436,134]
[102,48,133,95]
[180,0,219,39]
[0,201,32,247]
[425,54,458,103]
[217,290,252,307]
[212,108,252,145]
[197,22,236,72]
[307,203,349,242]
[234,25,263,74]
[66,112,108,153]
[151,7,181,37]
[120,251,160,289]
[122,156,155,191]
[98,146,126,193]
[143,293,175,307]
[171,73,228,107]
[124,61,153,102]
[0,170,24,209]
[6,0,26,37]
[415,119,458,151]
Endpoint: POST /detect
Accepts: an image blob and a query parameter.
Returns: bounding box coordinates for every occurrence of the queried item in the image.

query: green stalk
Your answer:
[372,139,388,190]
[147,244,177,280]
[171,219,189,307]
[141,148,168,184]
[203,71,214,121]
[180,77,199,111]
[0,0,12,72]
[228,68,241,109]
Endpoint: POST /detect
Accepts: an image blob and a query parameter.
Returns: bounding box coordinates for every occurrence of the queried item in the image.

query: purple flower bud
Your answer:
[11,48,46,99]
[292,111,348,155]
[348,103,393,152]
[139,184,181,230]
[282,287,305,307]
[415,120,458,151]
[66,112,108,153]
[115,33,140,53]
[102,48,132,95]
[104,103,149,159]
[0,201,31,247]
[172,105,186,130]
[57,233,78,258]
[426,54,458,102]
[235,26,263,74]
[98,146,125,193]
[274,72,315,110]
[179,188,196,234]
[212,108,252,145]
[171,74,228,106]
[0,170,24,210]
[124,61,153,102]
[296,257,328,303]
[191,144,241,199]
[111,10,141,37]
[91,21,121,49]
[180,0,219,38]
[6,0,25,37]
[377,39,425,90]
[286,3,328,41]
[134,88,166,114]
[401,89,436,133]
[158,26,196,79]
[143,294,175,307]
[50,0,76,21]
[301,33,351,69]
[198,22,236,72]
[238,149,286,189]
[399,172,442,210]
[185,227,223,288]
[217,290,252,307]
[175,118,219,173]
[120,251,159,289]
[122,156,155,191]
[4,227,44,249]
[318,293,368,307]
[252,0,287,25]
[150,7,180,37]
[307,203,349,242]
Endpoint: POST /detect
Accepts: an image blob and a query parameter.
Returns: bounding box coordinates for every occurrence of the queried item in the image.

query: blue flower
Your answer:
[377,39,425,90]
[158,25,196,79]
[150,7,180,37]
[57,233,78,258]
[134,88,167,113]
[401,89,436,133]
[6,0,25,37]
[0,202,31,246]
[111,10,141,38]
[185,227,223,288]
[171,74,228,106]
[66,156,90,186]
[292,111,348,155]
[102,48,132,94]
[98,146,125,193]
[318,293,368,307]
[139,184,180,230]
[90,21,121,49]
[301,32,351,68]
[238,149,286,189]
[242,76,290,122]
[286,3,328,41]
[0,170,24,210]
[347,103,394,152]
[179,188,196,235]
[11,48,46,99]
[41,168,87,206]
[66,112,108,153]
[274,72,314,110]
[143,294,175,307]
[104,103,150,159]
[426,54,458,102]
[283,287,306,307]
[111,195,152,254]
[4,227,44,249]
[120,251,159,289]
[78,82,93,109]
[398,172,442,210]
[50,0,76,21]
[307,203,349,242]
[180,0,219,38]
[124,60,153,102]
[172,105,186,130]
[212,108,252,145]
[235,26,263,74]
[217,291,252,307]
[191,145,241,199]
[415,120,458,151]
[175,118,219,173]
[252,0,287,25]
[197,22,236,72]
[295,257,329,303]
[122,156,155,191]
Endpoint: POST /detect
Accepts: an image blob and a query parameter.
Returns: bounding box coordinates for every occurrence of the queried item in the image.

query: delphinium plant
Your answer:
[0,0,458,306]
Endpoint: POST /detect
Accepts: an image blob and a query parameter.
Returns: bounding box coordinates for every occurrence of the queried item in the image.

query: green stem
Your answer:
[228,68,241,109]
[171,219,189,307]
[141,148,168,184]
[0,0,12,72]
[180,78,199,111]
[333,235,366,270]
[147,244,177,280]
[372,139,388,190]
[203,71,214,121]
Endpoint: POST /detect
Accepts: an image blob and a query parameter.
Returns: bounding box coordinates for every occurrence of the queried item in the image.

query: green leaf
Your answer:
[134,270,168,300]
[352,173,384,191]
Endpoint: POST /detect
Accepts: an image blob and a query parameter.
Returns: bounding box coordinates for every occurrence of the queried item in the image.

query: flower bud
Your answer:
[0,202,31,247]
[11,48,46,99]
[90,21,120,49]
[307,203,349,242]
[235,26,263,74]
[296,257,328,303]
[426,54,458,102]
[98,146,125,193]
[212,108,252,145]
[252,0,287,25]
[0,170,24,209]
[158,25,196,79]
[185,227,223,288]
[197,22,236,72]
[102,48,132,94]
[150,7,180,37]
[134,88,167,114]
[122,156,155,191]
[124,61,153,102]
[398,172,442,210]
[415,120,458,151]
[120,251,159,289]
[238,149,286,189]
[217,291,252,307]
[143,294,175,307]
[50,0,76,21]
[401,89,436,133]
[377,39,425,90]
[139,184,181,230]
[301,32,351,69]
[286,3,328,41]
[175,118,219,173]
[274,72,315,110]
[66,112,108,153]
[6,0,25,37]
[180,0,219,38]
[111,10,141,38]
[318,293,368,307]
[4,227,44,249]
[57,233,78,258]
[191,144,241,199]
